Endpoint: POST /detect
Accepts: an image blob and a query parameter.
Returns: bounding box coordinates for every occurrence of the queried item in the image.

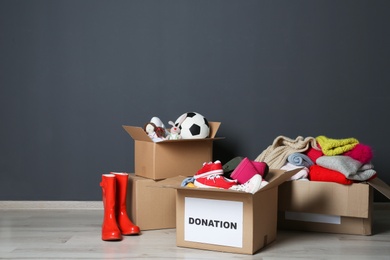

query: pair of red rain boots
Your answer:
[100,172,140,241]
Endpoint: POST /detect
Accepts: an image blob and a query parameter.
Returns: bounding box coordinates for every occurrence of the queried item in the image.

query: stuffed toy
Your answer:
[143,122,166,141]
[166,121,182,140]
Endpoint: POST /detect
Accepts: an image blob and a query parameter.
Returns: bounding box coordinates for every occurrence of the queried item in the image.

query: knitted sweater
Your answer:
[316,135,359,156]
[255,136,319,169]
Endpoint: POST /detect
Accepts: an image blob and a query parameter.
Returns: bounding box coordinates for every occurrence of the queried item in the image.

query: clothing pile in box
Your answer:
[181,135,378,193]
[256,135,377,184]
[181,158,270,194]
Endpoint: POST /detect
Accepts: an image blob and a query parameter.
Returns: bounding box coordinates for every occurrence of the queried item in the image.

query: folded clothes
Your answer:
[359,162,375,171]
[309,165,353,185]
[356,164,377,181]
[316,155,377,181]
[281,162,309,180]
[287,152,314,168]
[255,136,319,169]
[343,143,373,164]
[305,146,323,162]
[316,135,359,156]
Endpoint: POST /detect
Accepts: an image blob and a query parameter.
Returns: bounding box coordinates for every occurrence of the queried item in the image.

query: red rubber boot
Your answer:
[112,172,140,235]
[100,174,122,241]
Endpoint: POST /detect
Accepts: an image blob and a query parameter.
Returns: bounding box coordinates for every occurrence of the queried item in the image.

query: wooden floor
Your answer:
[1,204,389,259]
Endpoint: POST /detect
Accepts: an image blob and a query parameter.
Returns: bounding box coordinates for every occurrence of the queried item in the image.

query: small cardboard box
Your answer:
[127,174,185,231]
[277,177,390,235]
[175,168,300,255]
[123,122,222,180]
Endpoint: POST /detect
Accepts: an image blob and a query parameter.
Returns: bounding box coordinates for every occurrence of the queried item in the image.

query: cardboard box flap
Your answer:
[122,121,220,142]
[159,175,187,185]
[368,177,390,200]
[147,176,188,189]
[122,125,153,142]
[208,122,220,138]
[260,168,302,192]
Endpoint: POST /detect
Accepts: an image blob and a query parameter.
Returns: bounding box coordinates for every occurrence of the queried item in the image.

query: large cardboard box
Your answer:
[123,122,222,180]
[175,169,300,255]
[127,174,185,231]
[277,177,390,235]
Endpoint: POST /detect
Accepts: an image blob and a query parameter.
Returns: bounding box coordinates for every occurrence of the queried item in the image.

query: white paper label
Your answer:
[184,197,243,248]
[285,211,341,224]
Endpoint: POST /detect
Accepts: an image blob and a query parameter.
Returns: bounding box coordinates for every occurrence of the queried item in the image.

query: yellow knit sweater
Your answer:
[316,135,359,156]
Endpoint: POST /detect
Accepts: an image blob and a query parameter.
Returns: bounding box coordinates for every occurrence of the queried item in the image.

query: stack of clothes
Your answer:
[255,135,376,185]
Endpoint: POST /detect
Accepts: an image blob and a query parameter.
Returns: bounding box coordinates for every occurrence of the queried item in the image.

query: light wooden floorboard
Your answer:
[0,204,389,259]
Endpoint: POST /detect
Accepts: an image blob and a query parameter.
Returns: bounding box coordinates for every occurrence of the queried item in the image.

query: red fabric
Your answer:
[343,143,373,164]
[305,146,323,163]
[309,165,353,185]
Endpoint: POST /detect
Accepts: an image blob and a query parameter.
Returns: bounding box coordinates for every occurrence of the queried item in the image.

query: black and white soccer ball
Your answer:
[174,112,210,139]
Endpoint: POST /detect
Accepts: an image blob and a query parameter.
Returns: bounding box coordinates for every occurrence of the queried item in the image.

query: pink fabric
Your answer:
[343,143,373,164]
[231,158,257,184]
[252,161,268,176]
[230,158,268,184]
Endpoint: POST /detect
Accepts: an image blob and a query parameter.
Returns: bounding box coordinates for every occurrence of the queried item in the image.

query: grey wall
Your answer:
[1,0,389,201]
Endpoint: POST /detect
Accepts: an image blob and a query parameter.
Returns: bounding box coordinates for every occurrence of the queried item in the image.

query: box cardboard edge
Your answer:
[367,177,390,200]
[122,125,152,142]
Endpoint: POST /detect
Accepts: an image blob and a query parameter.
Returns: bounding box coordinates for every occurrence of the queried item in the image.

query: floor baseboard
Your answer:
[0,201,103,210]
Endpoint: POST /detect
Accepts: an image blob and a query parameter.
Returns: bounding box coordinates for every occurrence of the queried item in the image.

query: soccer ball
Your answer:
[174,112,210,139]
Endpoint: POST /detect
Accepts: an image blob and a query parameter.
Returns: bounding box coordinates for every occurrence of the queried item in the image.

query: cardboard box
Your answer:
[175,168,300,255]
[123,122,222,180]
[127,174,185,231]
[277,177,390,235]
